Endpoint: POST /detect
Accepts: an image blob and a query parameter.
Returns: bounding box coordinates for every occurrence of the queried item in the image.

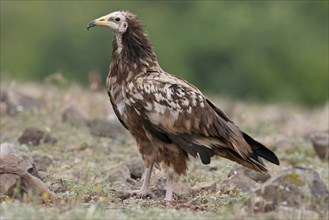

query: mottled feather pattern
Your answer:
[120,70,265,170]
[98,11,279,175]
[88,10,279,200]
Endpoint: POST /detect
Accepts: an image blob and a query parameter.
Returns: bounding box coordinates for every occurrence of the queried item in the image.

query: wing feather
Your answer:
[125,72,254,165]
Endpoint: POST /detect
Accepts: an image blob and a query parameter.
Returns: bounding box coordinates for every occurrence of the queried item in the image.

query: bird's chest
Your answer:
[108,76,150,141]
[107,76,128,120]
[107,75,140,126]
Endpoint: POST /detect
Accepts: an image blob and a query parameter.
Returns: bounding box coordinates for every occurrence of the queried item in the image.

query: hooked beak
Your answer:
[87,14,114,30]
[87,20,96,30]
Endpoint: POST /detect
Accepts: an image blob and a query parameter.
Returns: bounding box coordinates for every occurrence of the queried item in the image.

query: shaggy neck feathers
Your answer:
[109,14,159,86]
[112,16,157,67]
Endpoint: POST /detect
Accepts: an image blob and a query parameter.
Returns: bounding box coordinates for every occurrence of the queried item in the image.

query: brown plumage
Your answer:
[87,10,279,201]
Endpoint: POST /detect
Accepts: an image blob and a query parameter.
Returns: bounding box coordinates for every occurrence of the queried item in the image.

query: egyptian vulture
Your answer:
[87,10,279,201]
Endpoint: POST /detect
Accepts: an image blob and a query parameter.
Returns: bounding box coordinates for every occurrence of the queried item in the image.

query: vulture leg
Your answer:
[140,163,153,192]
[164,175,174,201]
[130,162,154,198]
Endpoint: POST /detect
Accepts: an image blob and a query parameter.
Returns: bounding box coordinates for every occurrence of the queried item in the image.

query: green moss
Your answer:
[282,172,306,186]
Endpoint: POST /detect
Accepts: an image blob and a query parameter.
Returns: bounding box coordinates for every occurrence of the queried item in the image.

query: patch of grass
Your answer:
[1,82,328,219]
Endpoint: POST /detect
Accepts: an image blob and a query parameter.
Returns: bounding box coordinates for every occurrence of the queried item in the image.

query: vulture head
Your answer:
[87,10,155,63]
[87,11,129,33]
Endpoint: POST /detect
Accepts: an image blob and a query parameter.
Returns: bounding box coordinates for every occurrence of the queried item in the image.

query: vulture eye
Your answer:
[114,17,121,22]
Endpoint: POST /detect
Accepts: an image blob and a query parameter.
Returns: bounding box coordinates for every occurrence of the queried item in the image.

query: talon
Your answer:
[129,190,154,199]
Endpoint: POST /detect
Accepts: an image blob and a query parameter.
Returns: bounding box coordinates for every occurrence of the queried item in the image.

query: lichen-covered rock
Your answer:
[310,131,329,160]
[245,167,329,215]
[18,127,57,146]
[62,106,89,127]
[228,165,271,183]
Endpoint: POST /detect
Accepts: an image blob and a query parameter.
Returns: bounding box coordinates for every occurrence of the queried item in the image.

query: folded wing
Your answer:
[125,72,279,172]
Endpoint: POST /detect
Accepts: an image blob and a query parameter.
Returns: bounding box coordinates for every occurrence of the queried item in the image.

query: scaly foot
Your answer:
[129,189,155,199]
[164,195,173,201]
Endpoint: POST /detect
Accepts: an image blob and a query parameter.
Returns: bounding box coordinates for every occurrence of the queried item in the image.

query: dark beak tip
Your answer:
[87,21,96,30]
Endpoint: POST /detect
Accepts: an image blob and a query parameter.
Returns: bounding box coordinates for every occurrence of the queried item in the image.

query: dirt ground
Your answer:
[0,81,328,219]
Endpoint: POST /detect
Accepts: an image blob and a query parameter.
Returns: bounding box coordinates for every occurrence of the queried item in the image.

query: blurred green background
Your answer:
[1,1,328,105]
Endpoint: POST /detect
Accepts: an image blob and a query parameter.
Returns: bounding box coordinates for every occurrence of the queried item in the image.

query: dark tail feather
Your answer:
[220,148,268,172]
[243,132,280,165]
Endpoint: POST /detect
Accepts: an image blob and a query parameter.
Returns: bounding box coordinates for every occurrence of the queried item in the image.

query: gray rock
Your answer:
[174,182,193,198]
[0,154,54,197]
[192,181,217,193]
[310,131,329,160]
[0,173,20,196]
[228,165,271,183]
[222,172,259,192]
[18,127,57,146]
[89,118,127,138]
[0,143,20,159]
[0,154,35,176]
[112,180,135,192]
[43,133,57,145]
[1,90,41,116]
[106,165,131,183]
[122,157,145,179]
[246,167,329,215]
[33,155,52,172]
[0,154,26,196]
[62,106,89,127]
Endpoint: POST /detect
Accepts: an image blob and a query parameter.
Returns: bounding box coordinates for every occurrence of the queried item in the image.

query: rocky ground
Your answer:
[0,81,328,219]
